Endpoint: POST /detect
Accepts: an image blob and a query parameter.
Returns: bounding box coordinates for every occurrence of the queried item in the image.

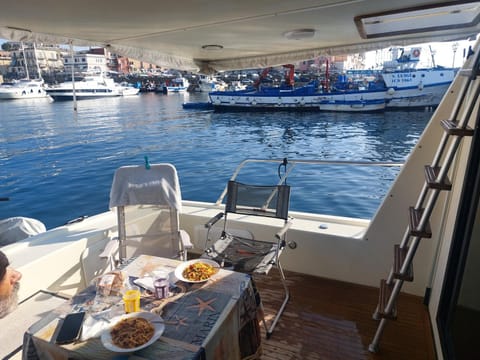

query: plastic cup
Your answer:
[152,271,169,299]
[123,288,140,313]
[153,278,169,299]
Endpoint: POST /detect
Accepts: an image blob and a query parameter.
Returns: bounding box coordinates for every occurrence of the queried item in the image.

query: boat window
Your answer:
[437,122,480,359]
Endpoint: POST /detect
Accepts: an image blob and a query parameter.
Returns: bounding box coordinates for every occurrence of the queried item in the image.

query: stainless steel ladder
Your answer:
[368,47,480,353]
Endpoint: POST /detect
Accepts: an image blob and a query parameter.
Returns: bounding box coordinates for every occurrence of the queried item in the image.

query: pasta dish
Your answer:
[110,317,154,348]
[182,262,217,282]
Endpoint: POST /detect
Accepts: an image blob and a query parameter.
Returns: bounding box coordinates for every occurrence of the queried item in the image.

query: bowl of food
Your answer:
[100,312,164,352]
[174,259,220,283]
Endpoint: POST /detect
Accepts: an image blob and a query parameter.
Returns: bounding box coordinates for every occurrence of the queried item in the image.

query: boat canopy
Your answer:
[1,1,479,73]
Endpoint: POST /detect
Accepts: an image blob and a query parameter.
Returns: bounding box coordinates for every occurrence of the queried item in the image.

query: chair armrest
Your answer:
[204,212,224,229]
[99,238,119,258]
[275,220,293,240]
[179,229,193,249]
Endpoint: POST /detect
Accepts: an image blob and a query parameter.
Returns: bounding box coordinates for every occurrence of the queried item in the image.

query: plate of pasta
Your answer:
[174,259,220,283]
[101,312,164,352]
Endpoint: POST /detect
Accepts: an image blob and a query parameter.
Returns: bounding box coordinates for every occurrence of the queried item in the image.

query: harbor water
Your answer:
[0,93,431,229]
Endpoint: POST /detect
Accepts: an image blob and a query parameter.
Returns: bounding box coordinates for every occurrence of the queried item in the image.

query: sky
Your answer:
[364,40,477,69]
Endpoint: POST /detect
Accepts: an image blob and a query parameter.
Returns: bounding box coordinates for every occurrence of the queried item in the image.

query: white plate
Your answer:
[174,259,220,283]
[100,312,165,352]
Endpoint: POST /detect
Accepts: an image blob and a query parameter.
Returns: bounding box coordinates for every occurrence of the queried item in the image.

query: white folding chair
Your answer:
[107,163,192,264]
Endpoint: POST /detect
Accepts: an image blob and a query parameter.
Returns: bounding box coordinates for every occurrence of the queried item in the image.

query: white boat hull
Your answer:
[383,68,455,108]
[0,80,48,100]
[46,75,122,101]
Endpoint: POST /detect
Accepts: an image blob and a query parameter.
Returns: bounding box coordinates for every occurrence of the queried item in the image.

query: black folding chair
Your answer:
[204,180,293,338]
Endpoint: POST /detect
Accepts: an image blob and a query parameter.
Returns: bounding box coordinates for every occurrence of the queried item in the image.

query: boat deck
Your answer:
[255,270,436,360]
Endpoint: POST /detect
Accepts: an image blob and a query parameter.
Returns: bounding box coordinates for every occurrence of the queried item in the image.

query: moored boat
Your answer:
[381,48,456,108]
[116,82,140,96]
[161,77,190,94]
[0,79,48,100]
[46,74,121,101]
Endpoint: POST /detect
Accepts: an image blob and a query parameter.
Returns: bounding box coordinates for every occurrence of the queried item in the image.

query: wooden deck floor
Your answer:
[254,270,436,360]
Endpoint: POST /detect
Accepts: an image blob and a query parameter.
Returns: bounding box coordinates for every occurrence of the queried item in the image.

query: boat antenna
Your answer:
[69,41,77,112]
[428,45,436,68]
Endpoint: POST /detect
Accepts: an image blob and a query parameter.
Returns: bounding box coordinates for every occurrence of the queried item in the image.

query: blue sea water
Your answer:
[0,93,431,229]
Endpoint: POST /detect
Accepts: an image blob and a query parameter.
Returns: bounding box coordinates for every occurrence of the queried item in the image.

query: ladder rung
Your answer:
[440,120,474,137]
[377,279,397,320]
[457,68,478,77]
[409,207,432,238]
[393,245,414,281]
[424,166,452,191]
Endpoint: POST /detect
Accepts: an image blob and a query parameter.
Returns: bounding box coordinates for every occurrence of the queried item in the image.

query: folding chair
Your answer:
[203,180,293,338]
[107,163,192,263]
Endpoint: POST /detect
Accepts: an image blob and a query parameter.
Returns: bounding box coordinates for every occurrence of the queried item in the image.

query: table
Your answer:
[23,255,261,359]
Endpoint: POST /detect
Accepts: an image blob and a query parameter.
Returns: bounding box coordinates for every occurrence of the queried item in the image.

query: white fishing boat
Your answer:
[0,1,479,359]
[46,74,121,101]
[0,79,48,100]
[381,48,457,108]
[161,77,190,94]
[116,82,140,96]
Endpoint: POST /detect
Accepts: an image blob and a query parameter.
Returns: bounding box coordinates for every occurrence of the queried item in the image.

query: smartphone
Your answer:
[55,311,86,344]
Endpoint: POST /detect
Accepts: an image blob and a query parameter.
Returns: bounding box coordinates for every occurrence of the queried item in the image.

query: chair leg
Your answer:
[266,260,290,339]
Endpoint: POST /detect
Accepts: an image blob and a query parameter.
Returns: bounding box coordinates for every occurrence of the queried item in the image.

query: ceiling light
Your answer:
[355,2,480,39]
[283,28,316,40]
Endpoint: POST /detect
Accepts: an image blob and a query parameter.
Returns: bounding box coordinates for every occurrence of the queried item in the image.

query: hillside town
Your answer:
[0,41,354,92]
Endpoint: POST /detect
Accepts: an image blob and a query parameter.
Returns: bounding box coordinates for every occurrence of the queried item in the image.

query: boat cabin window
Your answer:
[437,125,480,359]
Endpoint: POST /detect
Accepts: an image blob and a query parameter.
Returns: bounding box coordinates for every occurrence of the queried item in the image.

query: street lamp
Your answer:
[452,42,459,68]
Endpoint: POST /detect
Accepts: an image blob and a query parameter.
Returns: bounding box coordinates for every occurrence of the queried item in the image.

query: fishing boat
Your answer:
[46,74,121,101]
[0,1,479,359]
[381,47,457,108]
[116,82,140,96]
[161,77,190,94]
[209,64,387,112]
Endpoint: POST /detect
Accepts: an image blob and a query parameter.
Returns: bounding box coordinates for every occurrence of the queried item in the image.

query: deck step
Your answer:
[457,68,480,77]
[424,165,452,191]
[409,207,432,238]
[440,120,474,137]
[393,245,414,281]
[377,279,397,320]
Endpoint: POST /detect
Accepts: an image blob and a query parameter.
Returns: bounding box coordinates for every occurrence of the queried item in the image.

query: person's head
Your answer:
[0,250,22,318]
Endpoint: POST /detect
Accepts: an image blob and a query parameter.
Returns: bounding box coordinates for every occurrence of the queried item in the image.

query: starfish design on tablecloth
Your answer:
[188,296,217,316]
[173,315,189,330]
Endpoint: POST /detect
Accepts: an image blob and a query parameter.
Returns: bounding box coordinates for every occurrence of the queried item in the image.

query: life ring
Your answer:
[413,49,420,57]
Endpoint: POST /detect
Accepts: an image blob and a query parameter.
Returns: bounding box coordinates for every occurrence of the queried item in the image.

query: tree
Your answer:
[1,42,20,51]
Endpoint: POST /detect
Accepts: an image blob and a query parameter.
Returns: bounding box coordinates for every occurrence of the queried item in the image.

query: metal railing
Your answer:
[215,158,403,205]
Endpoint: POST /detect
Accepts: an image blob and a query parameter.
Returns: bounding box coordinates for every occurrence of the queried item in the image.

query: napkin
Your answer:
[80,306,124,341]
[81,314,111,341]
[133,276,155,292]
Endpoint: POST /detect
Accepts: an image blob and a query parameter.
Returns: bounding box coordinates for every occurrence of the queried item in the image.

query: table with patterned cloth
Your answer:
[22,255,261,360]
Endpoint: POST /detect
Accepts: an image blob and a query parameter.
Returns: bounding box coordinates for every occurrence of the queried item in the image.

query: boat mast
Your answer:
[69,42,77,112]
[21,42,30,80]
[33,42,42,80]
